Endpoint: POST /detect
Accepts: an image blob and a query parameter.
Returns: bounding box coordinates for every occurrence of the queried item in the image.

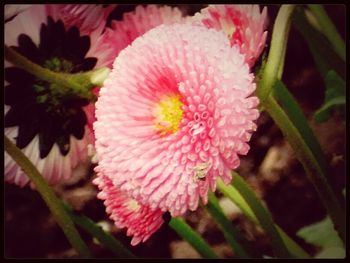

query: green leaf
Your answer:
[217,178,311,258]
[205,191,254,258]
[315,247,345,259]
[169,218,220,259]
[230,175,293,258]
[314,70,345,123]
[265,82,345,243]
[63,203,136,258]
[297,217,343,248]
[4,136,91,258]
[272,79,328,173]
[297,217,345,258]
[292,8,345,79]
[307,5,346,62]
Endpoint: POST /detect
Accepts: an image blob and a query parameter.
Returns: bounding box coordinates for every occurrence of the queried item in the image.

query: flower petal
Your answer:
[191,4,268,67]
[95,24,259,216]
[94,174,164,246]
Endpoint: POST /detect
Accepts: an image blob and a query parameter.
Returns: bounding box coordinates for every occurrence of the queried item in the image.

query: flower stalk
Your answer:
[292,8,345,79]
[5,136,91,258]
[63,203,136,258]
[4,45,109,101]
[307,5,345,61]
[257,5,295,102]
[217,178,311,258]
[263,95,346,243]
[206,191,253,258]
[227,175,292,258]
[256,4,345,244]
[169,218,220,259]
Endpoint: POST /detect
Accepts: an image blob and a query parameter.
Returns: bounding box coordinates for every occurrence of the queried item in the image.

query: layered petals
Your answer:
[94,173,164,246]
[99,4,185,67]
[94,24,259,217]
[192,5,268,67]
[5,120,94,188]
[4,4,115,187]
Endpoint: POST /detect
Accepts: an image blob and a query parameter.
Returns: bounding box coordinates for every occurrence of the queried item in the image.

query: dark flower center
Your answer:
[44,57,74,73]
[5,16,98,158]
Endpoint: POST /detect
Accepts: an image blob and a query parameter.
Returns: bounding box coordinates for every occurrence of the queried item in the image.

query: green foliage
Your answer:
[230,174,292,258]
[292,8,345,79]
[169,218,220,259]
[268,80,345,243]
[314,70,345,123]
[4,136,91,258]
[307,5,345,61]
[63,203,136,258]
[217,178,311,258]
[273,79,328,172]
[206,191,254,258]
[297,217,345,258]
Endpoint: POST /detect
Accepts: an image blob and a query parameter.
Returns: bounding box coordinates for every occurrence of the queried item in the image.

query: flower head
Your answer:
[94,24,259,216]
[94,173,164,246]
[192,5,268,67]
[99,4,185,67]
[4,5,115,187]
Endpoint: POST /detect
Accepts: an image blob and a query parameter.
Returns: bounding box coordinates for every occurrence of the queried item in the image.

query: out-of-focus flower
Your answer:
[4,4,116,187]
[4,4,32,21]
[192,5,268,67]
[94,173,164,246]
[99,4,185,67]
[94,24,259,217]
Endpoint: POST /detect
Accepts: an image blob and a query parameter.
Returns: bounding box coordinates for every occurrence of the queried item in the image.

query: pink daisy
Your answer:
[4,4,32,21]
[4,4,116,187]
[94,173,164,246]
[192,5,268,67]
[99,4,185,67]
[94,24,260,217]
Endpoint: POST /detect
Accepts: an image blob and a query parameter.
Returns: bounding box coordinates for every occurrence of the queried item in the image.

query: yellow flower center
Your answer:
[153,94,183,135]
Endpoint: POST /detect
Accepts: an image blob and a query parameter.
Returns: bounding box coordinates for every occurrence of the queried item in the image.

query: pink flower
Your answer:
[94,173,164,246]
[192,5,268,67]
[4,5,32,21]
[94,24,259,217]
[4,5,116,187]
[99,4,185,67]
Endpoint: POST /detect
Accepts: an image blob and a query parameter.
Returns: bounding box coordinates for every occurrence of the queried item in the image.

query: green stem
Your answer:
[273,80,330,181]
[169,218,220,259]
[229,175,292,258]
[256,2,345,246]
[63,203,136,258]
[217,178,310,258]
[5,136,91,258]
[307,5,345,61]
[263,96,346,243]
[217,179,255,222]
[89,67,110,87]
[276,29,288,80]
[4,45,109,100]
[257,5,295,102]
[293,9,345,79]
[206,192,253,258]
